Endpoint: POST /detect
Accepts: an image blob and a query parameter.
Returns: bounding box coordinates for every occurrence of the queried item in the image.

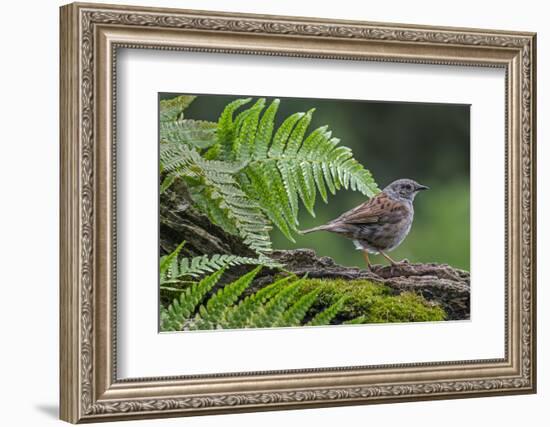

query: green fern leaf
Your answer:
[249,280,303,328]
[159,241,185,284]
[300,125,330,159]
[307,295,348,326]
[254,98,279,158]
[296,161,317,216]
[217,98,252,157]
[264,161,297,228]
[160,119,217,149]
[160,96,379,254]
[223,275,294,329]
[160,95,196,122]
[277,161,299,219]
[276,288,320,327]
[243,166,294,242]
[172,254,268,280]
[268,112,304,158]
[160,174,176,194]
[211,98,379,240]
[160,305,179,331]
[160,145,272,254]
[160,268,224,331]
[191,266,262,330]
[235,98,265,161]
[312,163,328,203]
[284,108,314,155]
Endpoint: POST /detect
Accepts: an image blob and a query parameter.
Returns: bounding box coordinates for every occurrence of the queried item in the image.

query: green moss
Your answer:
[297,278,446,324]
[357,291,446,323]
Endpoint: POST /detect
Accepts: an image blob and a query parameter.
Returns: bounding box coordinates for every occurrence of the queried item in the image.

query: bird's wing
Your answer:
[331,192,394,225]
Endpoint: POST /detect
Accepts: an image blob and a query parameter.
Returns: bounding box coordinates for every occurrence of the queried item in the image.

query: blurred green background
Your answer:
[161,93,470,270]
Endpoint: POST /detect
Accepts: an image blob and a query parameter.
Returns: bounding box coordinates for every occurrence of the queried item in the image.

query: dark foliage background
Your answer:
[160,93,470,270]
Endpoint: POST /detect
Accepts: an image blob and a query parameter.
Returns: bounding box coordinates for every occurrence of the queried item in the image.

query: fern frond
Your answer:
[248,280,303,328]
[160,119,217,150]
[160,95,196,122]
[160,174,176,194]
[171,254,268,280]
[295,160,316,216]
[268,111,305,158]
[276,288,320,327]
[222,275,294,329]
[160,305,178,331]
[159,96,380,255]
[159,241,185,284]
[160,268,224,331]
[307,295,348,326]
[217,98,252,157]
[160,145,272,254]
[211,98,379,240]
[285,108,314,155]
[235,98,265,161]
[160,143,245,175]
[191,266,262,330]
[277,161,299,220]
[242,165,294,241]
[254,99,279,158]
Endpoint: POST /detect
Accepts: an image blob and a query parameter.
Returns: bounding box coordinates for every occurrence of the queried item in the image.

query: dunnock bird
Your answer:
[300,178,429,269]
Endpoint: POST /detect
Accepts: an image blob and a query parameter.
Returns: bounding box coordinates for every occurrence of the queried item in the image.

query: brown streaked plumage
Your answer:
[300,178,429,269]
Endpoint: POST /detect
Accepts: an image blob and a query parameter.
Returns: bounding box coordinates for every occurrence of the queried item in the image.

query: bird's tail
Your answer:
[298,225,329,235]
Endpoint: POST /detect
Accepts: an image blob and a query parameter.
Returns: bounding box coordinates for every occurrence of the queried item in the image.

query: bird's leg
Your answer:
[379,250,398,266]
[362,250,372,270]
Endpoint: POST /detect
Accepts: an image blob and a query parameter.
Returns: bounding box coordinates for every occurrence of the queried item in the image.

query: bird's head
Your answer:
[384,178,429,202]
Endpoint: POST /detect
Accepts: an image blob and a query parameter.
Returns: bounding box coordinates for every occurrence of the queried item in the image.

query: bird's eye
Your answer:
[404,184,411,191]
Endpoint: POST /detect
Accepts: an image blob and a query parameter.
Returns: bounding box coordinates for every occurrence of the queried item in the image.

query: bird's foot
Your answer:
[385,259,411,275]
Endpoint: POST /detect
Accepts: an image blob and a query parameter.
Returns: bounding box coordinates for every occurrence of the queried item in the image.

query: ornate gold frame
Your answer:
[59,2,536,423]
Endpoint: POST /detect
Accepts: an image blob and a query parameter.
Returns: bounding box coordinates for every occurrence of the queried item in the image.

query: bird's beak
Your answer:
[416,184,429,191]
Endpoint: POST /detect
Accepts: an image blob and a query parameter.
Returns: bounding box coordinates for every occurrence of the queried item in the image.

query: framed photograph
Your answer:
[60,2,536,423]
